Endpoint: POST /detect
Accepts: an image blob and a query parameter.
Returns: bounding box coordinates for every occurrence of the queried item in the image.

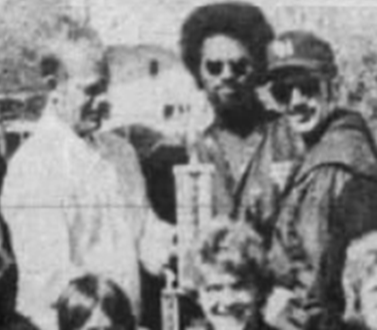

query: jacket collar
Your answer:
[294,109,377,183]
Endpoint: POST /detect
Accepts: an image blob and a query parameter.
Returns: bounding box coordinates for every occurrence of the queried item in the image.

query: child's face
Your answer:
[199,267,259,330]
[361,269,377,330]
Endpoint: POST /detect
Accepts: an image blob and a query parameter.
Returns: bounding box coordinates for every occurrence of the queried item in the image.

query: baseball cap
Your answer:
[267,31,337,79]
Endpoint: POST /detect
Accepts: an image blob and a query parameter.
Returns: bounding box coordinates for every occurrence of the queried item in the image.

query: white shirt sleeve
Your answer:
[2,151,74,330]
[138,211,175,276]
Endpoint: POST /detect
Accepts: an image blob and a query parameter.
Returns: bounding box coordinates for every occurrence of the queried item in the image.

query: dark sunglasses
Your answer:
[271,78,321,104]
[204,58,251,77]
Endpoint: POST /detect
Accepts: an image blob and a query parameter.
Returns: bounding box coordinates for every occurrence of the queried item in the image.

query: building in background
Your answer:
[1,0,377,155]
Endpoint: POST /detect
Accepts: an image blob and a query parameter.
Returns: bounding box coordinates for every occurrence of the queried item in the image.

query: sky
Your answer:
[2,0,377,51]
[85,0,377,50]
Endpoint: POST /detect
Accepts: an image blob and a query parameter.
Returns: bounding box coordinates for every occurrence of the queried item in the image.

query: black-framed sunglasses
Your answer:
[271,77,321,104]
[204,58,252,77]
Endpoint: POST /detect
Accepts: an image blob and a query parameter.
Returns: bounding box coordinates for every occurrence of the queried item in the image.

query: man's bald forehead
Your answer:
[40,19,107,83]
[60,41,106,80]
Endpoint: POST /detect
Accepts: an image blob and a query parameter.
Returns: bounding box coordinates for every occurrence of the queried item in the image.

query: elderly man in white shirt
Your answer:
[1,18,173,330]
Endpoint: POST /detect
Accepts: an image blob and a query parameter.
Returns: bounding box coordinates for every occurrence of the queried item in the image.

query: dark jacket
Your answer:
[1,313,39,330]
[268,110,377,330]
[196,112,302,239]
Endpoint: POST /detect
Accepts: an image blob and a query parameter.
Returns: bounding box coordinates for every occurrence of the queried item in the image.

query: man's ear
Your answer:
[329,77,341,103]
[40,55,60,90]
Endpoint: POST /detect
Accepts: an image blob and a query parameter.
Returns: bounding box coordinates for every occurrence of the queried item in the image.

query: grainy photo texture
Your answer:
[0,2,377,330]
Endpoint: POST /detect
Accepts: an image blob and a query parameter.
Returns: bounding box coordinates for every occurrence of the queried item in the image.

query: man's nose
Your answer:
[289,87,306,107]
[219,63,234,80]
[94,94,111,118]
[84,307,112,329]
[93,93,108,107]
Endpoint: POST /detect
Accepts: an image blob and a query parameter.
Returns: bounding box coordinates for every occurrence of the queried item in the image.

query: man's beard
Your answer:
[214,93,266,135]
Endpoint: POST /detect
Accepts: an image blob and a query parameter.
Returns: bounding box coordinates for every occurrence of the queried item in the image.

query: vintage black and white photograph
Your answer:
[0,1,377,330]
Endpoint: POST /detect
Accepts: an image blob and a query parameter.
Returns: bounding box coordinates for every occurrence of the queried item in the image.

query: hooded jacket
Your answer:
[267,109,377,330]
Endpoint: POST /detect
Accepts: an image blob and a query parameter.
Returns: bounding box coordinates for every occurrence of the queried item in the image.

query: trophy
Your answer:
[161,268,180,330]
[161,117,214,330]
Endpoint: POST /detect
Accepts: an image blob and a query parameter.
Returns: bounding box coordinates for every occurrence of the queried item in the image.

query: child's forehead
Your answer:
[200,264,250,286]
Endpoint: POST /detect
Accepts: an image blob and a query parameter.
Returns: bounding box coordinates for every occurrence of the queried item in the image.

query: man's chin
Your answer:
[76,121,102,136]
[209,316,247,330]
[288,116,319,137]
[216,96,241,110]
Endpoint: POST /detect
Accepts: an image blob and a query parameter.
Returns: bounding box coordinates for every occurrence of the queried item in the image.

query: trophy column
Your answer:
[161,158,214,330]
[173,162,214,290]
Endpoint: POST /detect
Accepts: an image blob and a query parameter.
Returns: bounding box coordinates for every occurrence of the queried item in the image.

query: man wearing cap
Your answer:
[265,31,377,330]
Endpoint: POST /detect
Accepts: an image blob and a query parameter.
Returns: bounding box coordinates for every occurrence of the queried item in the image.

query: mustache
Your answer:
[287,104,314,116]
[216,81,239,91]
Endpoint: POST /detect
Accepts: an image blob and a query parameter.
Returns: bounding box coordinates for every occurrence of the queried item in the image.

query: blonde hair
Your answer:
[192,218,270,295]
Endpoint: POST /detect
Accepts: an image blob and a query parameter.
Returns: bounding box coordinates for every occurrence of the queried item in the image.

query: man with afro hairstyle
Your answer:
[181,2,301,239]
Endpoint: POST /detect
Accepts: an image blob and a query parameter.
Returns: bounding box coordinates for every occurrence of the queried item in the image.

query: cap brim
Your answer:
[266,59,323,81]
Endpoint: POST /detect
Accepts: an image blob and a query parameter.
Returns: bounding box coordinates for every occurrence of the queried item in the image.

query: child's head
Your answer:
[192,219,271,330]
[56,274,135,330]
[343,231,377,330]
